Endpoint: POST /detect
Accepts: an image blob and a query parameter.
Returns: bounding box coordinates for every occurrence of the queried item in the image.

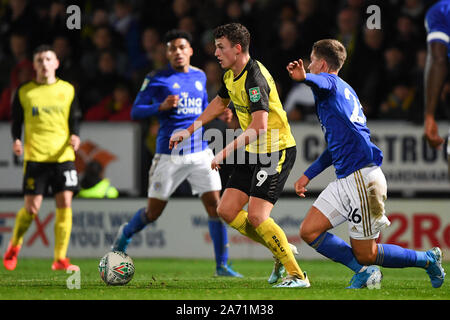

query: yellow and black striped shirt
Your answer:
[218,58,296,153]
[11,78,81,163]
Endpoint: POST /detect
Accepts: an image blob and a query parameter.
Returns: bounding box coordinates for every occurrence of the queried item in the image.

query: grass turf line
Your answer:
[0,258,448,300]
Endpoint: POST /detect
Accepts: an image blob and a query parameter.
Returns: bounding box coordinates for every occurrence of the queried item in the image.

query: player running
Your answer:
[112,30,242,277]
[287,39,445,289]
[170,23,309,288]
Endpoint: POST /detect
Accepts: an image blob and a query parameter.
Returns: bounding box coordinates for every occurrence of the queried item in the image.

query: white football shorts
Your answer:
[147,148,221,200]
[313,166,391,240]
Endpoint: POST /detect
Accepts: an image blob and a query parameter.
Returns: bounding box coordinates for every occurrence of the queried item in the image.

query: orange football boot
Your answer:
[3,242,21,271]
[51,258,80,271]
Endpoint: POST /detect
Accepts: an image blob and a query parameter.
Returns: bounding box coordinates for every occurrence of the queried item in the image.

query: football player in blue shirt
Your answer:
[287,39,445,288]
[423,0,450,177]
[112,30,242,277]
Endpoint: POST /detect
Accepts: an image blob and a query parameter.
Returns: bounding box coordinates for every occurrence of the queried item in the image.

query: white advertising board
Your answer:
[0,122,141,195]
[1,121,447,194]
[287,122,449,192]
[0,198,448,261]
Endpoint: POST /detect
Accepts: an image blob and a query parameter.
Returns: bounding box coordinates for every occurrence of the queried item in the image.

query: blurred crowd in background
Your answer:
[0,0,449,126]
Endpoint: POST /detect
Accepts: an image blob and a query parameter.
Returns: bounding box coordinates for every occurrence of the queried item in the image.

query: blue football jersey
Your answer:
[132,65,209,155]
[303,73,383,179]
[425,0,450,60]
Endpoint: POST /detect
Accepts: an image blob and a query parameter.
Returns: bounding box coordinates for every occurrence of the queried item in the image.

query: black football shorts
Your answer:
[23,161,79,195]
[225,146,296,204]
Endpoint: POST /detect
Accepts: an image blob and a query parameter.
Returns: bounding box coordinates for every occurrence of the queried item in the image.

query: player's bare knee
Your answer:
[247,212,263,228]
[216,204,232,223]
[299,223,308,241]
[25,205,39,216]
[299,222,317,244]
[353,250,376,265]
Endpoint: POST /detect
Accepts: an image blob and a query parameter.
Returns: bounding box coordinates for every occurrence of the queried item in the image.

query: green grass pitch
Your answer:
[0,258,449,300]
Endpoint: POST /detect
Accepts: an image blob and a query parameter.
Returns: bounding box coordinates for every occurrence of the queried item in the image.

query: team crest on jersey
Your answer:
[249,87,261,102]
[195,81,203,91]
[173,82,180,89]
[32,106,39,116]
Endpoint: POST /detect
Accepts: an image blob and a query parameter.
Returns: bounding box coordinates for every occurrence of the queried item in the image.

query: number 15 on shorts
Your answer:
[64,170,78,187]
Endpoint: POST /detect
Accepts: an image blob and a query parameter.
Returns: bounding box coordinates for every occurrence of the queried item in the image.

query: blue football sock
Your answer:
[309,232,364,273]
[375,244,428,268]
[208,217,229,267]
[123,207,150,239]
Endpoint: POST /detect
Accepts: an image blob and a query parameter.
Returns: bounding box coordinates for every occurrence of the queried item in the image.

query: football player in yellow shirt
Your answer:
[170,23,309,288]
[3,45,81,271]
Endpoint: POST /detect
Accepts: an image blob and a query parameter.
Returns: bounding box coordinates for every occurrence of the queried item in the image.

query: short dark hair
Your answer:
[33,45,56,58]
[163,29,192,45]
[213,23,250,53]
[312,39,347,71]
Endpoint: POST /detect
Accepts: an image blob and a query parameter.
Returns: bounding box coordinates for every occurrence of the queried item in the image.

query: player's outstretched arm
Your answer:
[424,41,448,149]
[169,95,229,149]
[211,110,267,170]
[286,59,306,82]
[303,147,333,182]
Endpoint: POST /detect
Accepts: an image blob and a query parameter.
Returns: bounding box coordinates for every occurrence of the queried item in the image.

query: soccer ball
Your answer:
[99,251,135,286]
[366,269,382,290]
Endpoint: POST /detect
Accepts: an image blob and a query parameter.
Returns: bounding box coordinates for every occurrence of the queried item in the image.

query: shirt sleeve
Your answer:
[425,4,450,45]
[303,73,335,93]
[11,90,23,141]
[304,147,333,180]
[130,76,162,119]
[201,72,209,108]
[244,67,270,113]
[217,76,229,99]
[68,94,82,135]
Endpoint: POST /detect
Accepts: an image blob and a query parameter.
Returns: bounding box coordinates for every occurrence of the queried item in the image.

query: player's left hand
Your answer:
[70,134,81,151]
[286,59,306,82]
[219,108,233,123]
[169,129,191,149]
[294,174,310,198]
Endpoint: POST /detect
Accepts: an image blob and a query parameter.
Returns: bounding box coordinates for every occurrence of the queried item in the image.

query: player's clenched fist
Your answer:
[286,59,306,82]
[159,94,179,111]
